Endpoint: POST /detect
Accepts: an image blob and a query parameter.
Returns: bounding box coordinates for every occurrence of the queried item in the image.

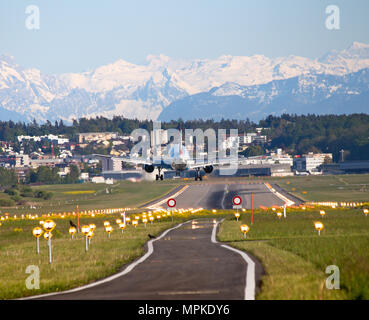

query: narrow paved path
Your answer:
[35,219,260,300]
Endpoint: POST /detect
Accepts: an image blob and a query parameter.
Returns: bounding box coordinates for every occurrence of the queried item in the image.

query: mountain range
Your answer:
[0,42,369,123]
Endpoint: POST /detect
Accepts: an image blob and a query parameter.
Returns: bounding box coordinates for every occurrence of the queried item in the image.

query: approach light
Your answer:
[33,227,43,238]
[132,220,138,228]
[320,210,326,217]
[314,221,324,236]
[363,209,369,216]
[43,232,52,240]
[43,220,56,232]
[105,225,113,234]
[81,225,90,235]
[240,224,250,239]
[32,227,43,255]
[81,225,91,252]
[234,212,240,221]
[69,226,77,239]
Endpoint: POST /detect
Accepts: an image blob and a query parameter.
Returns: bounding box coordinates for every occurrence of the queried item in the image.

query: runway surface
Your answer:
[35,219,261,300]
[151,183,286,210]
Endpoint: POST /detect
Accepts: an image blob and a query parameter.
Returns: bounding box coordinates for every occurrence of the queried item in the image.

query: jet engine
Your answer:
[204,165,214,174]
[144,164,155,173]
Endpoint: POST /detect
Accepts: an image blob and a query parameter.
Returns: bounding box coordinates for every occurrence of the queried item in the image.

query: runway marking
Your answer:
[211,219,256,300]
[146,185,189,209]
[221,184,228,209]
[158,290,219,296]
[264,183,295,206]
[20,220,192,300]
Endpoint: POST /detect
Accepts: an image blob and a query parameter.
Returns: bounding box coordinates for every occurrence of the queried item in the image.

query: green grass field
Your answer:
[0,207,230,299]
[0,181,177,215]
[1,175,369,300]
[272,174,369,202]
[0,214,179,299]
[217,207,369,300]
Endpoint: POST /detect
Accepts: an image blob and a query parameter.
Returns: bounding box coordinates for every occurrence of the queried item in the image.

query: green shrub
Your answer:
[0,199,15,207]
[4,188,18,196]
[33,190,53,200]
[20,186,33,197]
[11,195,22,203]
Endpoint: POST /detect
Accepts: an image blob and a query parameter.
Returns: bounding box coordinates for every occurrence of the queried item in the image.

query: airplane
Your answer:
[99,124,241,181]
[125,143,217,181]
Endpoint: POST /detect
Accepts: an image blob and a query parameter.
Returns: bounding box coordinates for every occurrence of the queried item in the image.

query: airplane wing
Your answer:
[120,157,153,166]
[120,157,173,170]
[187,158,243,169]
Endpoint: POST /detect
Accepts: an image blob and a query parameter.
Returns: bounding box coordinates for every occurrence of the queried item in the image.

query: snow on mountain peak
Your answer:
[146,54,170,66]
[1,42,369,123]
[350,41,369,50]
[0,54,17,67]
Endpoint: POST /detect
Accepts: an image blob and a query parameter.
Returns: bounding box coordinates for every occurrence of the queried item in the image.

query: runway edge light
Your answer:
[240,224,250,239]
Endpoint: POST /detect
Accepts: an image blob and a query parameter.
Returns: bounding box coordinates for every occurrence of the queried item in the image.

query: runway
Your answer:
[150,182,287,210]
[31,219,262,300]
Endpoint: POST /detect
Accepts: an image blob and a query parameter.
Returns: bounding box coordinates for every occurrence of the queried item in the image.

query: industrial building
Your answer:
[322,161,369,174]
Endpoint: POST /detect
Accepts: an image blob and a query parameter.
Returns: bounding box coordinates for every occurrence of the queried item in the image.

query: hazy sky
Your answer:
[1,0,368,74]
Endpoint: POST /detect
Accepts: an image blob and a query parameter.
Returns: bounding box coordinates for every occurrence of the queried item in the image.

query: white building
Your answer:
[17,134,69,145]
[239,133,267,145]
[91,176,105,184]
[15,154,30,167]
[293,153,333,173]
[79,172,89,181]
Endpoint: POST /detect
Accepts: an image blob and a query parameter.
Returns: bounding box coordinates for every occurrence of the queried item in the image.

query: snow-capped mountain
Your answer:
[0,42,369,123]
[159,68,369,122]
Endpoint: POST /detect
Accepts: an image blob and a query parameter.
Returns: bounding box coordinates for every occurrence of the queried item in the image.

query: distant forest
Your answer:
[0,114,368,162]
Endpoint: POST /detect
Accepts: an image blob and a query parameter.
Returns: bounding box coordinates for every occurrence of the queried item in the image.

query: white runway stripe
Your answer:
[211,219,256,300]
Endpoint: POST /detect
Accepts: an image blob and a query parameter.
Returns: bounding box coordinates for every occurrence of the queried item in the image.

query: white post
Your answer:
[48,237,52,264]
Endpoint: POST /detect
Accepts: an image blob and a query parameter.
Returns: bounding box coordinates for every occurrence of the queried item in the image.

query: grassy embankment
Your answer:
[0,181,180,299]
[271,174,369,203]
[218,206,369,300]
[0,180,178,215]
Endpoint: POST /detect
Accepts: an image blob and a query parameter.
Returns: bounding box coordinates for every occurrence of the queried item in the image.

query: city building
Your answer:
[78,132,118,143]
[17,134,69,145]
[293,153,333,173]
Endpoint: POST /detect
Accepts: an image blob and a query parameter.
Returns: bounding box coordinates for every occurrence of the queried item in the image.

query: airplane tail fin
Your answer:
[179,122,183,156]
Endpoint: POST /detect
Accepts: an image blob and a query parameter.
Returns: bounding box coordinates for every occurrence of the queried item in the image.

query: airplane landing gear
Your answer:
[195,168,203,181]
[156,167,164,181]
